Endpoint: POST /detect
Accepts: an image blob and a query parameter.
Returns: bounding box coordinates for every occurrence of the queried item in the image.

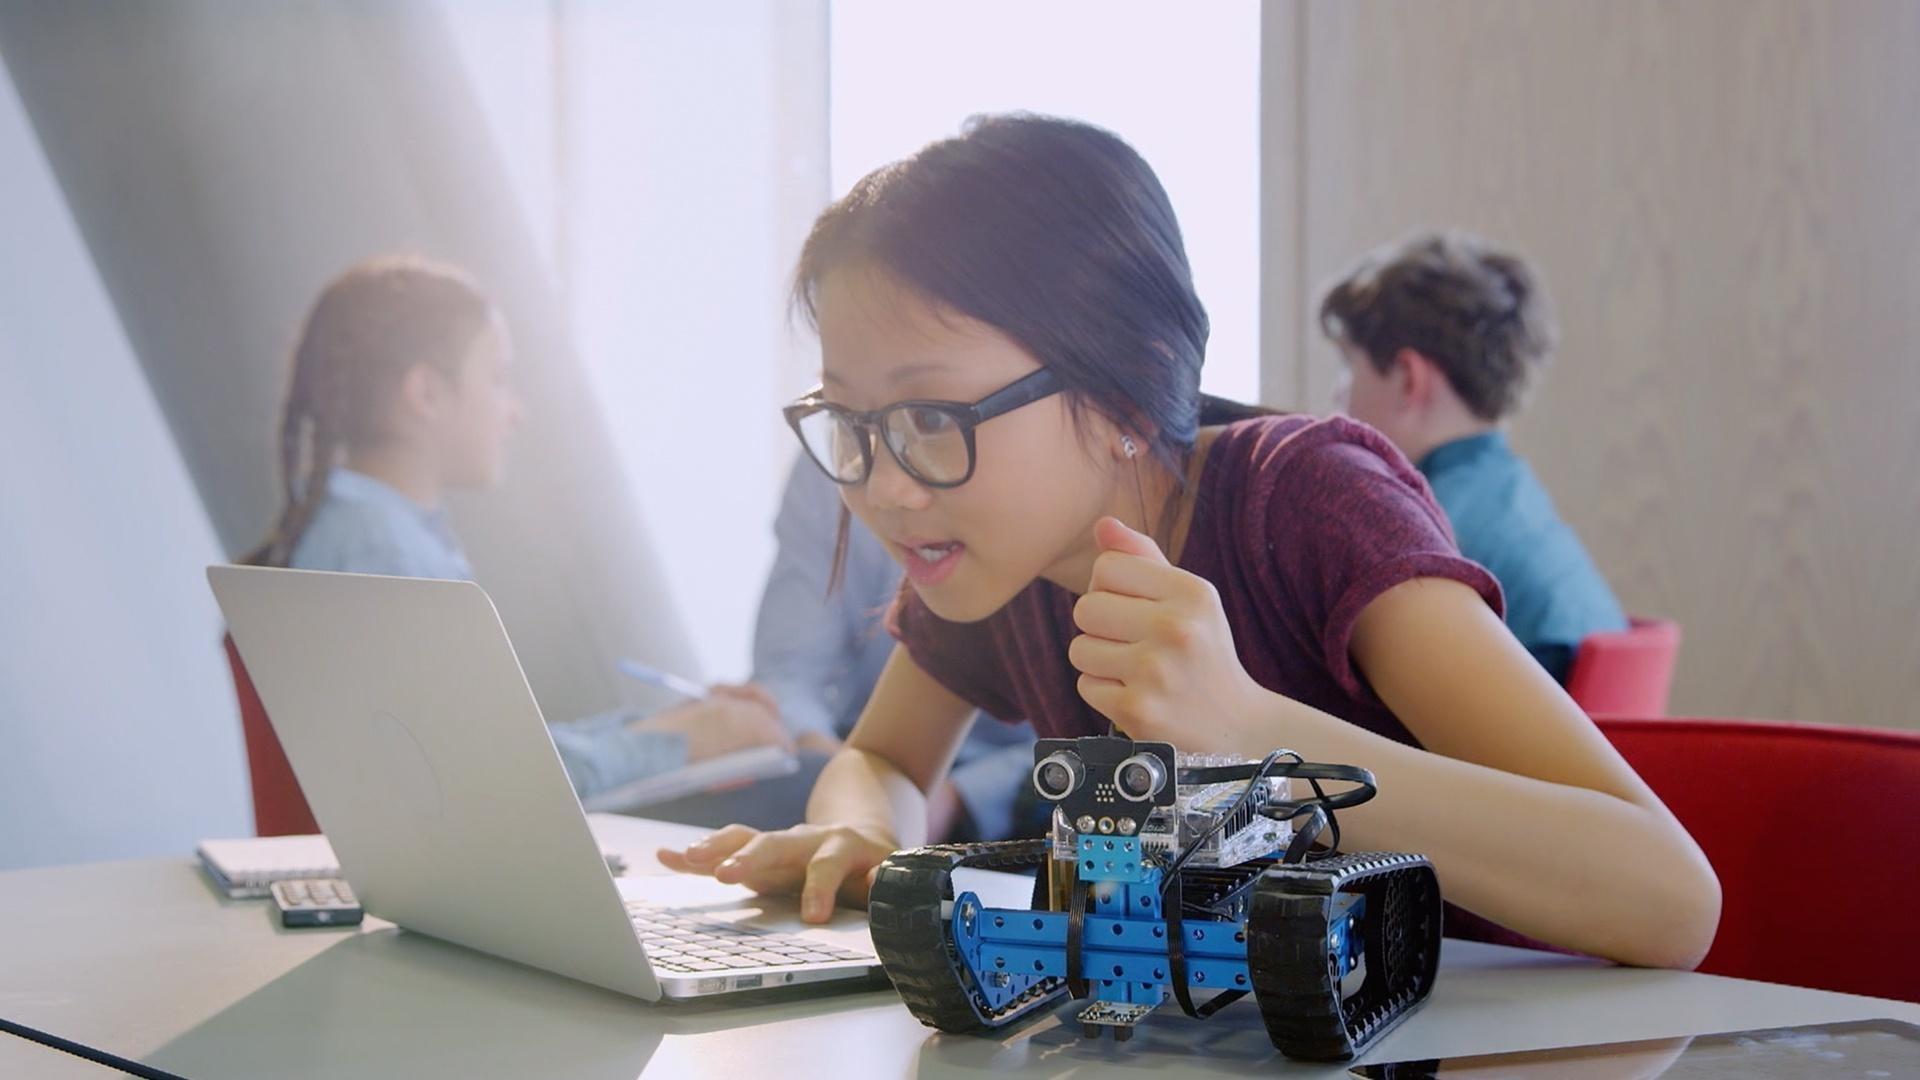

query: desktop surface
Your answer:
[2,816,1915,1079]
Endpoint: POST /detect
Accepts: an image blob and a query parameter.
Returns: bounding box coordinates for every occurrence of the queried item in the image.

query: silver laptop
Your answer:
[207,564,880,1001]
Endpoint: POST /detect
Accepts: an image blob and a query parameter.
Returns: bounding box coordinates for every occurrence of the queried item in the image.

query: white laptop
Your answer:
[207,565,883,1002]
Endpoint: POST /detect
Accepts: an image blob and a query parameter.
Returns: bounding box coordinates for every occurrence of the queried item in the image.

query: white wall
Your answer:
[0,56,250,869]
[443,2,829,682]
[829,0,1263,404]
[437,0,562,272]
[561,2,829,681]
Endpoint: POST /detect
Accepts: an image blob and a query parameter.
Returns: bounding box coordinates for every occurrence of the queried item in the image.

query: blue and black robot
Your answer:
[868,735,1443,1062]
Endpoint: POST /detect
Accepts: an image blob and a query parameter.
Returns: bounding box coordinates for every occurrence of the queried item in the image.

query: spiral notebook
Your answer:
[197,834,340,899]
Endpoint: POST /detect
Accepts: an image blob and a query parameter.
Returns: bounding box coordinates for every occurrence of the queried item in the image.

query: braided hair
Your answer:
[243,256,496,567]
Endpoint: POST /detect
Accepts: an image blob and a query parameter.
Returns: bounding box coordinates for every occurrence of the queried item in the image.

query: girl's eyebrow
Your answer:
[886,361,952,386]
[821,360,952,391]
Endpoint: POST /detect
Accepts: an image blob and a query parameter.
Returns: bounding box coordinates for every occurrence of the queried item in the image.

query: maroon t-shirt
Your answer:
[890,414,1504,745]
[890,417,1552,950]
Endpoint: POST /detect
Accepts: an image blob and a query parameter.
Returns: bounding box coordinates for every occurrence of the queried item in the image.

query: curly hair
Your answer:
[1319,231,1557,421]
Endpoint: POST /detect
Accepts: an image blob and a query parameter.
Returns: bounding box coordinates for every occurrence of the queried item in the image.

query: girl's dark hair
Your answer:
[792,114,1264,582]
[243,256,495,567]
[795,112,1266,467]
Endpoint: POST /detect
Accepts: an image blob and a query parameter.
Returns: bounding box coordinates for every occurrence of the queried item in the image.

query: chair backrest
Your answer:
[1597,716,1920,1002]
[222,633,319,836]
[1566,616,1681,716]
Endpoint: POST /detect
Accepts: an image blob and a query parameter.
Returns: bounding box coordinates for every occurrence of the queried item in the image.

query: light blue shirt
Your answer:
[752,456,1035,840]
[289,468,475,581]
[287,467,683,795]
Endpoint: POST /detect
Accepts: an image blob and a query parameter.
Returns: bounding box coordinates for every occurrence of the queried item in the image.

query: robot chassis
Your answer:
[868,735,1443,1062]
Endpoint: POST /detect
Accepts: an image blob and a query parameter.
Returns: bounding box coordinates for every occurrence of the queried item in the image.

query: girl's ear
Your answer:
[1113,407,1160,462]
[398,363,447,423]
[1107,424,1154,463]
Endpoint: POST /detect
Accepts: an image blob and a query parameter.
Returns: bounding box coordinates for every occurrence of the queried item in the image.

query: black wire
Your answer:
[1152,750,1374,1021]
[1165,886,1198,1014]
[1176,761,1281,785]
[1064,879,1092,1000]
[0,1016,190,1080]
[1162,886,1249,1018]
[1158,750,1291,895]
[1306,776,1341,854]
[1159,752,1378,896]
[1274,775,1341,857]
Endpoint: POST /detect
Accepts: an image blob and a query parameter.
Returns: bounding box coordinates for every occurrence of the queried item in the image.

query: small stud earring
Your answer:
[1121,435,1138,458]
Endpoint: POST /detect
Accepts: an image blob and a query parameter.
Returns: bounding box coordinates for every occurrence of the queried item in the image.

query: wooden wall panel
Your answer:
[1263,1,1920,727]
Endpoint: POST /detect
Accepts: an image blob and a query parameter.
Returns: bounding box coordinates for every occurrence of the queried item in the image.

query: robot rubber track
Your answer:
[867,839,1068,1032]
[868,841,1443,1062]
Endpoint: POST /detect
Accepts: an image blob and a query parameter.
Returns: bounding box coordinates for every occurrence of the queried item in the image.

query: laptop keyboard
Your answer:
[625,902,872,974]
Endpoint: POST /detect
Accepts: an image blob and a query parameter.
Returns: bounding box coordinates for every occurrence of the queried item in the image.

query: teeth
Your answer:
[914,545,953,562]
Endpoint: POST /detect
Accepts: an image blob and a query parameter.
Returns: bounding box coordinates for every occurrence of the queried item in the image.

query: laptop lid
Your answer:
[207,565,659,1001]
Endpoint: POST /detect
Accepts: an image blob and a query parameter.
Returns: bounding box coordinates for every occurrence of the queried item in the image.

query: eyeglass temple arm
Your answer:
[968,367,1062,422]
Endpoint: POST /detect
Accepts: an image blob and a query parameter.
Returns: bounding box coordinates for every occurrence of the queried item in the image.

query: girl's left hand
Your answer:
[1068,517,1269,751]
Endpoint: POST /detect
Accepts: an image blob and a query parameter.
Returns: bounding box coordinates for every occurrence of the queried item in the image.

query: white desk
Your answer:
[2,815,1915,1078]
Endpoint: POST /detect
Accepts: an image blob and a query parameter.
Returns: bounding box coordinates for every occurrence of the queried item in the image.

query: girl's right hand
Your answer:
[655,822,897,922]
[636,687,793,762]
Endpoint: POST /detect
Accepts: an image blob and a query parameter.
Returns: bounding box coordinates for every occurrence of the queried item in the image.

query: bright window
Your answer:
[830,0,1262,403]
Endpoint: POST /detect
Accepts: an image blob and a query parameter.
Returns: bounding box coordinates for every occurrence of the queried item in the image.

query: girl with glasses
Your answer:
[660,115,1718,968]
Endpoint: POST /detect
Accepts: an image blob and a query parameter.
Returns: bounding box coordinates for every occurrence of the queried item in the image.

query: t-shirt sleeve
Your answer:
[887,587,1024,722]
[1253,423,1504,702]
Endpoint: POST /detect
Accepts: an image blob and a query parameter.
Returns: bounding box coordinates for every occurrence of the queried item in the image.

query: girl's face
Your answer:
[435,316,523,489]
[816,268,1125,623]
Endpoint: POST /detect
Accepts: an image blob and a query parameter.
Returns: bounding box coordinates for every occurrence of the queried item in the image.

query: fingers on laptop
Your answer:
[714,833,815,890]
[803,829,894,922]
[659,823,885,919]
[656,824,761,873]
[801,844,855,922]
[659,824,819,893]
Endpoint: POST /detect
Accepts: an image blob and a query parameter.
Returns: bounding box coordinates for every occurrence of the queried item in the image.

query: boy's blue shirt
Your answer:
[1417,432,1628,682]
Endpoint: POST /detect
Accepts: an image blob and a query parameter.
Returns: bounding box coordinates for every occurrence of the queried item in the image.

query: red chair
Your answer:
[223,633,320,836]
[1566,616,1681,717]
[1597,716,1920,1002]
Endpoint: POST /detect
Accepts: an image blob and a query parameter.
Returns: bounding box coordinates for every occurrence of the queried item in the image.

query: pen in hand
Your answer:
[616,658,708,701]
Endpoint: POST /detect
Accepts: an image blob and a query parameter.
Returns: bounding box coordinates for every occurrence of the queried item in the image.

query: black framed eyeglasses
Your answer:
[783,368,1063,489]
